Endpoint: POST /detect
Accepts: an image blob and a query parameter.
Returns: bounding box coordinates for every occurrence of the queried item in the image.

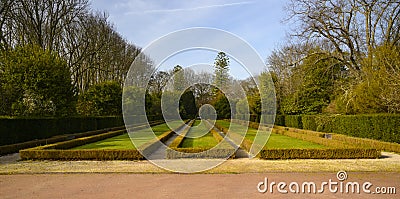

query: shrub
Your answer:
[166,147,235,159]
[258,148,380,159]
[20,149,144,160]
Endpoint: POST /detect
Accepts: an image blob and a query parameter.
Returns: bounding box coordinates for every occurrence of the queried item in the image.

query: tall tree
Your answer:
[214,52,230,91]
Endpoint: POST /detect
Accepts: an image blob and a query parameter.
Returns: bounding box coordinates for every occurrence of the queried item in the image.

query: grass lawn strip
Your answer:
[180,120,219,148]
[215,120,326,149]
[72,134,135,150]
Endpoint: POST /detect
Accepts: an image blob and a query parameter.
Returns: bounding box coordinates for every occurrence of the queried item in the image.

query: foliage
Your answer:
[212,92,231,119]
[258,148,380,159]
[0,116,124,145]
[284,115,303,129]
[179,90,197,119]
[20,149,144,160]
[0,44,74,116]
[214,51,230,90]
[76,81,122,116]
[335,45,400,114]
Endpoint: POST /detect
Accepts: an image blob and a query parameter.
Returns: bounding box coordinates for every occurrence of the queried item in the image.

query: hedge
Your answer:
[19,149,144,160]
[0,116,125,146]
[284,115,303,129]
[139,120,190,157]
[258,148,380,159]
[0,121,164,155]
[301,114,400,144]
[168,120,194,148]
[214,122,254,153]
[19,121,166,160]
[166,147,236,159]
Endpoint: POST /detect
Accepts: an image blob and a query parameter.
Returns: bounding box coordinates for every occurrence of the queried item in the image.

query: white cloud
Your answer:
[124,1,255,15]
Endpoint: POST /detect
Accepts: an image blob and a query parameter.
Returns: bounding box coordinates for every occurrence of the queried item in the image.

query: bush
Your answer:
[285,115,303,129]
[76,81,122,116]
[0,44,75,116]
[258,148,380,159]
[20,149,144,160]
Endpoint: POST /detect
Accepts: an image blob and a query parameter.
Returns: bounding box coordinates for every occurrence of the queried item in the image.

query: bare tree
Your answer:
[286,0,400,74]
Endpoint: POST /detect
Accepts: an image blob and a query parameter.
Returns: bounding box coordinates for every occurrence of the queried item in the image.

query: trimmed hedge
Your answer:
[259,148,380,159]
[284,115,303,129]
[168,120,194,148]
[166,147,236,159]
[301,114,400,144]
[139,120,190,157]
[214,122,254,153]
[275,124,400,153]
[0,116,125,146]
[20,149,144,160]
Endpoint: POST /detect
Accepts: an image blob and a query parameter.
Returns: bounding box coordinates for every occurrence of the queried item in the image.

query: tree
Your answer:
[212,92,231,119]
[214,52,230,91]
[148,71,170,97]
[172,65,185,92]
[0,44,74,116]
[286,0,400,75]
[179,90,197,119]
[76,81,122,116]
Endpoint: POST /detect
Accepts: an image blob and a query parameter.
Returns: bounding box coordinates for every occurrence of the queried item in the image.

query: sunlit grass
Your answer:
[72,133,135,149]
[216,120,327,149]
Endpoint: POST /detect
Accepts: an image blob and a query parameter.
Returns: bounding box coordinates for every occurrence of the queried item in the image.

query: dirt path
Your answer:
[1,172,398,198]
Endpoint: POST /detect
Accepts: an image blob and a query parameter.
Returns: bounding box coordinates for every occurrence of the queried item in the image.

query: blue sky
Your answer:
[90,0,289,79]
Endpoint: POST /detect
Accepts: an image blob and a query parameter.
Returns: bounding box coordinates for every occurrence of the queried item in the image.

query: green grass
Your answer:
[180,120,219,148]
[265,133,327,149]
[180,132,219,148]
[216,120,327,149]
[72,133,135,150]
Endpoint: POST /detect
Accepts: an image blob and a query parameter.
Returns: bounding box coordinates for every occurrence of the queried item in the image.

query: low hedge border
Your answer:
[213,122,254,153]
[223,119,383,159]
[168,120,195,148]
[259,148,380,159]
[139,120,190,157]
[19,149,144,160]
[166,147,236,159]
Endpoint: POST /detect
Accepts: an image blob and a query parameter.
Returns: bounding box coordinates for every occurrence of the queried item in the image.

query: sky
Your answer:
[89,0,290,79]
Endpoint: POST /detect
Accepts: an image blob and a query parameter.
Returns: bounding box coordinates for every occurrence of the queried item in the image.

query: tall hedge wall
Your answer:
[0,116,124,146]
[300,114,400,143]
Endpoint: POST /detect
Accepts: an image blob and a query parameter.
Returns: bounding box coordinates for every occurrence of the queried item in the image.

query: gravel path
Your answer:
[1,172,398,198]
[0,152,399,174]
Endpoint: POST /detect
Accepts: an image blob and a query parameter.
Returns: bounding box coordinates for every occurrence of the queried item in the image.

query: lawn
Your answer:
[180,120,219,148]
[216,120,327,149]
[73,133,135,150]
[265,133,327,149]
[72,121,182,150]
